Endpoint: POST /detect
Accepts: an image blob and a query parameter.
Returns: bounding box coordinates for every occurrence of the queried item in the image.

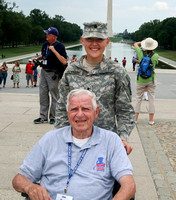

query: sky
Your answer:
[11,0,176,33]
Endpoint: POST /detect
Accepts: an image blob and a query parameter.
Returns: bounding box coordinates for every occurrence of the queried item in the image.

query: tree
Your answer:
[52,15,82,42]
[1,11,32,47]
[133,17,176,50]
[172,36,176,50]
[0,0,82,47]
[28,9,53,44]
[159,17,176,49]
[29,9,51,29]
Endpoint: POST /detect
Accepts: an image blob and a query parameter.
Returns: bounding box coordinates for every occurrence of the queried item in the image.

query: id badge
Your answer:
[56,193,73,200]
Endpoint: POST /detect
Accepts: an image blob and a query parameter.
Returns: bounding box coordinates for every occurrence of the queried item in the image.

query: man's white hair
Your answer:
[66,88,98,111]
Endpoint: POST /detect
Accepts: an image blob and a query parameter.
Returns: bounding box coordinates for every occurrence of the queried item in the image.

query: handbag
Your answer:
[11,75,13,80]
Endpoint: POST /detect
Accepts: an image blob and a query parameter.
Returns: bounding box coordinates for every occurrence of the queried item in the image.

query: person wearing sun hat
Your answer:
[134,37,159,125]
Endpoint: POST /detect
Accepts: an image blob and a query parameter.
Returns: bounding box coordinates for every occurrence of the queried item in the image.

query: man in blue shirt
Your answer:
[33,27,67,125]
[12,89,136,200]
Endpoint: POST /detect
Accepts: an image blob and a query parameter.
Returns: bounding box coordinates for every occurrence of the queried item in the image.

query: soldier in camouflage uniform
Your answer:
[55,22,135,154]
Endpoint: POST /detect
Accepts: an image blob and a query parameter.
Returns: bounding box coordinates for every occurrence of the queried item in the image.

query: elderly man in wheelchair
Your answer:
[12,89,136,200]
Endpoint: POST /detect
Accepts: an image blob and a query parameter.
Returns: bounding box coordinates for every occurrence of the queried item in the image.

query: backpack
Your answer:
[138,51,154,79]
[132,58,136,64]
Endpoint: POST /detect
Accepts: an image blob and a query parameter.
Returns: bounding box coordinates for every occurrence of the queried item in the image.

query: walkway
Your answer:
[0,56,176,199]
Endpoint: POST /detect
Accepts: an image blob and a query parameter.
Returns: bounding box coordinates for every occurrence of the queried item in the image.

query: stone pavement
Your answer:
[0,67,176,200]
[135,99,176,200]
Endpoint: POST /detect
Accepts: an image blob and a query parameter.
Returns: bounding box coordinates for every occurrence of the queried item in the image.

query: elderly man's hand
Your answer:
[25,183,52,200]
[122,140,133,155]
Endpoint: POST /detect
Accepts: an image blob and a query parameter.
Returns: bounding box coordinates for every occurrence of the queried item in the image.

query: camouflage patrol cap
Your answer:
[82,22,108,39]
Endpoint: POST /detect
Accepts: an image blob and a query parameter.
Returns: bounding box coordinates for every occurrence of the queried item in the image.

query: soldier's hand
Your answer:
[122,140,132,155]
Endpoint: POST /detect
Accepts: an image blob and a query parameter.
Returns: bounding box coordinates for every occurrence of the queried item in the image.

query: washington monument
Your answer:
[107,0,113,37]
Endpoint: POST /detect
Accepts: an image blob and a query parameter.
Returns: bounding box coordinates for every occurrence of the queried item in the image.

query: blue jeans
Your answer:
[0,72,8,85]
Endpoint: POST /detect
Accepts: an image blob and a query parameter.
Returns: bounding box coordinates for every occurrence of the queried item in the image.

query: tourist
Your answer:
[0,62,8,88]
[132,56,136,71]
[70,55,77,63]
[114,57,118,62]
[33,27,67,125]
[25,59,34,88]
[122,57,127,68]
[12,61,21,88]
[134,37,159,125]
[32,68,40,87]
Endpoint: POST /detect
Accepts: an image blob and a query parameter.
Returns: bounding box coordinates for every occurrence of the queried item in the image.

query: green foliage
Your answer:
[172,36,176,50]
[0,0,82,48]
[109,37,122,42]
[133,17,176,50]
[155,48,176,62]
[0,45,42,58]
[0,42,81,58]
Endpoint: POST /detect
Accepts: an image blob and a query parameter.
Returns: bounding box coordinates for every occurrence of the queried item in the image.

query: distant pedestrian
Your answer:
[114,57,118,62]
[122,57,127,68]
[134,37,159,125]
[12,61,21,88]
[0,62,8,88]
[132,56,136,71]
[25,59,34,88]
[32,68,40,87]
[70,55,77,63]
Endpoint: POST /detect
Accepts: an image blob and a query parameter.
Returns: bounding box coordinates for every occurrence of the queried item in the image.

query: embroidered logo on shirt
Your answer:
[93,157,105,172]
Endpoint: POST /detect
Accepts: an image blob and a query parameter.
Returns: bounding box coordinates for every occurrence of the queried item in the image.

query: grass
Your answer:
[109,37,123,42]
[155,48,176,62]
[0,41,81,59]
[0,45,41,58]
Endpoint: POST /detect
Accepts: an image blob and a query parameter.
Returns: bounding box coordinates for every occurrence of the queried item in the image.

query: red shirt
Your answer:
[26,63,34,74]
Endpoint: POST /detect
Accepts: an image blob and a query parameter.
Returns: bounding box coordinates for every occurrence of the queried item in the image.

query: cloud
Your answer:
[130,2,169,13]
[130,6,150,12]
[154,2,169,10]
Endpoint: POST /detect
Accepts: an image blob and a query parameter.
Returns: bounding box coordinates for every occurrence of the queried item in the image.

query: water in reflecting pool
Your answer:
[67,42,135,69]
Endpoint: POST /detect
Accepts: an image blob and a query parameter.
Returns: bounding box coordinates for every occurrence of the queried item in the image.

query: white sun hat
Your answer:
[141,37,158,50]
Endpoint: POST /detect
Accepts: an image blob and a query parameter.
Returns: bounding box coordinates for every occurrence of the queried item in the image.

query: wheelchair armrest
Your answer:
[21,192,28,197]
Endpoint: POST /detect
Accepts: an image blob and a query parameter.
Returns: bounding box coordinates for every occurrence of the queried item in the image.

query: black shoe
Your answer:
[33,118,48,124]
[50,119,55,124]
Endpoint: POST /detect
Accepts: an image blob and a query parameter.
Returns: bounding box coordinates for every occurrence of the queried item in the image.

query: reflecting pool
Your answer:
[67,42,135,69]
